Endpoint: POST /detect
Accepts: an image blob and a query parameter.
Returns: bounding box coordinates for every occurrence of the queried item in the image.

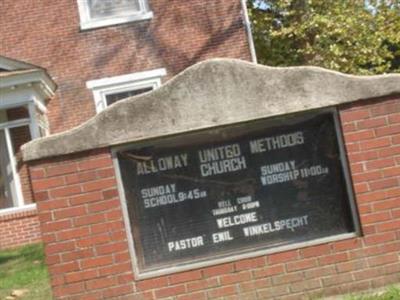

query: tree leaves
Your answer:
[249,0,400,74]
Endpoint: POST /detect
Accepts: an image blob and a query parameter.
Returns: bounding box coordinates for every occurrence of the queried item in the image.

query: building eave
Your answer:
[0,69,57,99]
[0,56,40,71]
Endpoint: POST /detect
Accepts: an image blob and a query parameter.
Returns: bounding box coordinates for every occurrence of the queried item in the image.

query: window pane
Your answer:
[0,130,14,209]
[9,126,33,206]
[88,0,141,19]
[105,87,152,106]
[6,106,29,121]
[10,125,32,157]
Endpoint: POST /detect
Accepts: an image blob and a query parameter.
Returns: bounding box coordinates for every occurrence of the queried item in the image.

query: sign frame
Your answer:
[112,107,361,279]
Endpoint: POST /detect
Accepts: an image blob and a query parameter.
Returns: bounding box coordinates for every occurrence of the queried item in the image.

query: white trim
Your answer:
[86,69,166,89]
[87,68,166,113]
[0,203,36,217]
[28,102,40,139]
[0,56,37,71]
[33,98,47,113]
[0,93,47,116]
[77,0,153,30]
[240,0,257,63]
[0,93,34,111]
[80,12,153,30]
[0,69,56,98]
[4,128,24,207]
[0,118,31,130]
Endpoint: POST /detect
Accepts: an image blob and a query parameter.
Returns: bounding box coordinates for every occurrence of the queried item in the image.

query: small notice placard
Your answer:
[117,110,356,274]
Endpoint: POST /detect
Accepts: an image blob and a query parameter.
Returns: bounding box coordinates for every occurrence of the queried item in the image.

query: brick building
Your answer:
[0,0,255,249]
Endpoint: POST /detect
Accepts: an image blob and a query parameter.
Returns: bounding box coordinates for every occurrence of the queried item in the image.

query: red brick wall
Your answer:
[30,149,133,299]
[0,208,42,249]
[0,0,251,134]
[28,96,400,300]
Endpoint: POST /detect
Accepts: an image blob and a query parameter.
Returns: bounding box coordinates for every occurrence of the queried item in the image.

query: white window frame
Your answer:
[0,122,27,208]
[0,117,33,212]
[77,0,153,30]
[0,102,48,213]
[86,68,166,113]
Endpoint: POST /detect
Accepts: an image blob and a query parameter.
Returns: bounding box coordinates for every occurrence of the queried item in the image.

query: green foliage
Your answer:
[345,286,400,300]
[0,244,52,300]
[248,0,400,74]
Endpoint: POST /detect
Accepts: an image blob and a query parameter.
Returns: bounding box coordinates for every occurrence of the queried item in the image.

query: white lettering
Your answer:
[250,131,304,153]
[137,154,188,175]
[168,236,204,252]
[243,215,309,237]
[217,212,258,228]
[200,157,247,177]
[212,231,234,243]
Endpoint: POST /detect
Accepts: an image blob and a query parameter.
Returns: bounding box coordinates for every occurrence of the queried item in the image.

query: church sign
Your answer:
[22,59,400,298]
[115,109,359,277]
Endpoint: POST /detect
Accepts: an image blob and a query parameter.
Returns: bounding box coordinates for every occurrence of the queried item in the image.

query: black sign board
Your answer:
[117,110,357,274]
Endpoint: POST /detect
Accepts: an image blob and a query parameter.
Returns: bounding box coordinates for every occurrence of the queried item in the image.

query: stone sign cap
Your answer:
[22,59,400,161]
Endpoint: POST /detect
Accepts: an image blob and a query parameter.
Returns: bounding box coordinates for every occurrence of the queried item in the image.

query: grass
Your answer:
[0,243,52,300]
[345,286,400,300]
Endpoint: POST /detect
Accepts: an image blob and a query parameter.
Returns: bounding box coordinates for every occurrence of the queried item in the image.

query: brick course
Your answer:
[27,95,400,299]
[0,208,42,249]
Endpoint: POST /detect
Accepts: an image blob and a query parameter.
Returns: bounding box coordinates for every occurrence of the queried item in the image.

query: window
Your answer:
[0,107,40,211]
[0,56,55,214]
[77,0,153,30]
[86,68,166,113]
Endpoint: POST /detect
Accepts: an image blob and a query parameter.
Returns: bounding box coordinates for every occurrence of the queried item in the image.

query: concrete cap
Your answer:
[22,59,400,161]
